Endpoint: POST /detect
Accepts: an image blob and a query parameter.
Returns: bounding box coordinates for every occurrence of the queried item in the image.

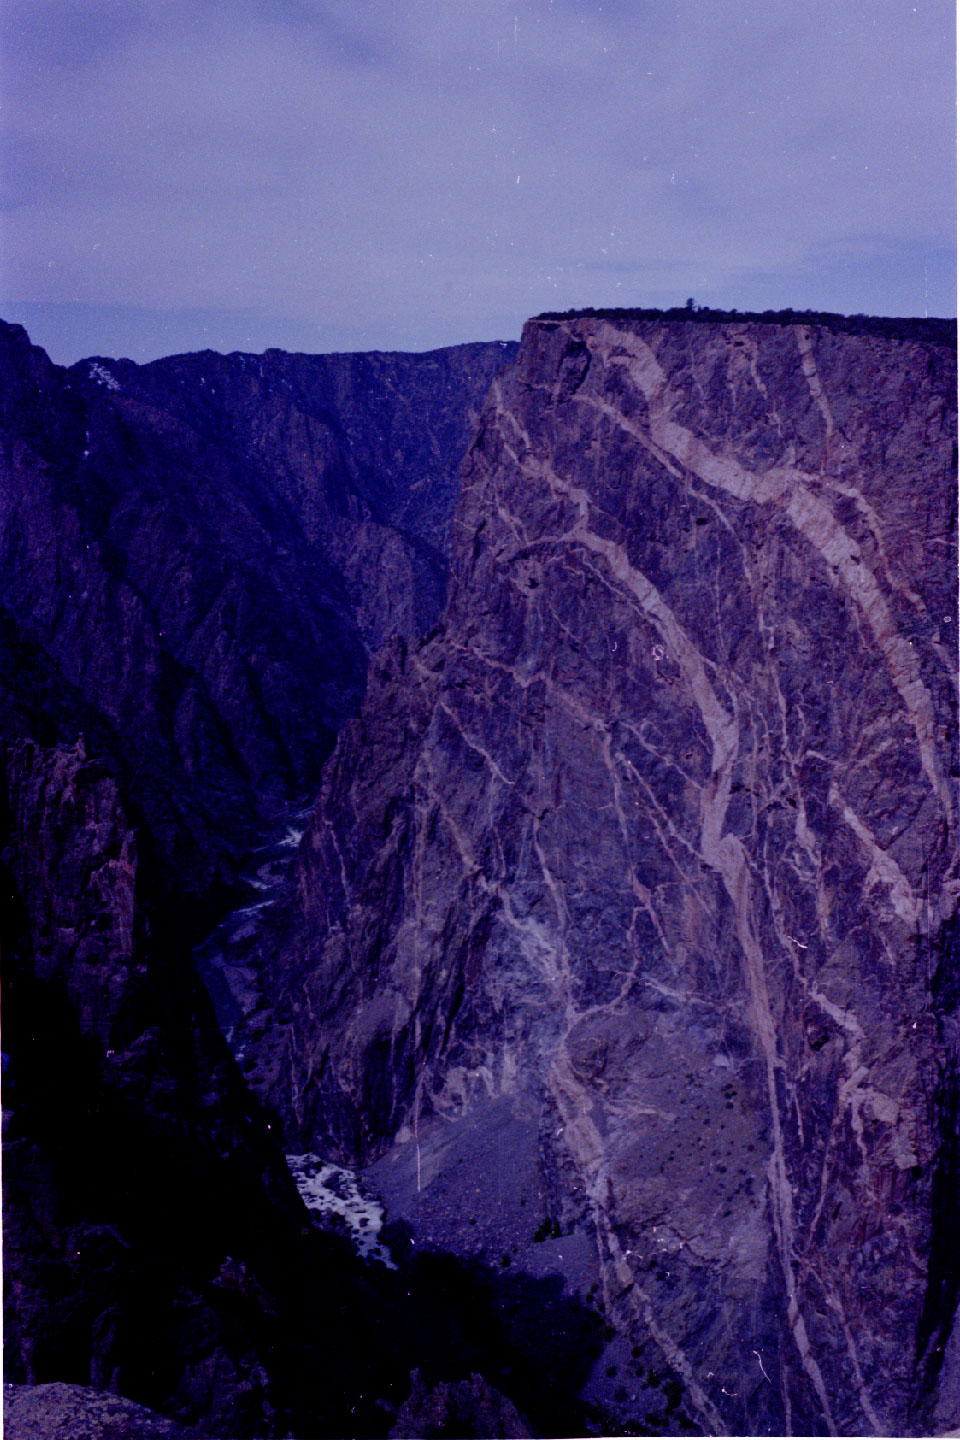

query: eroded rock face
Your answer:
[250,314,959,1435]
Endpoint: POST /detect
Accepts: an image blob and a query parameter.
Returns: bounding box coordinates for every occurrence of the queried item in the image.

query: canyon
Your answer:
[0,321,515,900]
[2,309,957,1438]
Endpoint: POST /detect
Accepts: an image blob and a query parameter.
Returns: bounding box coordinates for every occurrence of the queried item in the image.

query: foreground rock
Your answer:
[388,1370,534,1439]
[246,312,959,1435]
[3,1382,210,1440]
[3,1376,536,1440]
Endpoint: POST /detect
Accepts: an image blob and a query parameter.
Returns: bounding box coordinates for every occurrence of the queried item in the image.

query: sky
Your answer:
[1,0,955,364]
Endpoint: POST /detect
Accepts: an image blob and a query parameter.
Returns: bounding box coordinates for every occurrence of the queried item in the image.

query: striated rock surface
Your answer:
[248,313,959,1435]
[0,321,515,898]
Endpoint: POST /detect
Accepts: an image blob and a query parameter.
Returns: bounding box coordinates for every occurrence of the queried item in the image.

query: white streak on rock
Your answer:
[286,1152,396,1268]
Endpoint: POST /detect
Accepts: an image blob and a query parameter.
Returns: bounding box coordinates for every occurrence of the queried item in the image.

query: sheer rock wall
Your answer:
[250,314,958,1436]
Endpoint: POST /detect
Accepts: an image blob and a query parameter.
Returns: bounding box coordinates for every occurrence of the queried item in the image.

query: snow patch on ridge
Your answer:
[88,362,120,391]
[287,1153,396,1268]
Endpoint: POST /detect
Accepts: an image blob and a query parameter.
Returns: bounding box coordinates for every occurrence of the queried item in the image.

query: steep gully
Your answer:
[237,313,958,1436]
[191,810,399,1266]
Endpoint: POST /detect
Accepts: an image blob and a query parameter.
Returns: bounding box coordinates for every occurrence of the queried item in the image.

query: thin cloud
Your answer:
[1,0,953,360]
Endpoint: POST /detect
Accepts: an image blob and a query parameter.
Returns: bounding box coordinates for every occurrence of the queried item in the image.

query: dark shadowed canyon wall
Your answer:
[242,313,958,1436]
[2,322,533,1438]
[0,320,515,901]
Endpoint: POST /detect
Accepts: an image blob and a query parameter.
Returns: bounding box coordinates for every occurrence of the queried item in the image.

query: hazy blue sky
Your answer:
[2,0,955,363]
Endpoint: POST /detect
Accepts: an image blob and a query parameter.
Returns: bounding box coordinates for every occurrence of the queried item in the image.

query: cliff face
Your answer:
[251,315,959,1435]
[0,321,515,898]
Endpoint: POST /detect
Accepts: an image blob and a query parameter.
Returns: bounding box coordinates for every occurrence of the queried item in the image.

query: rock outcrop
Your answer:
[3,1381,211,1440]
[247,312,959,1435]
[388,1369,534,1439]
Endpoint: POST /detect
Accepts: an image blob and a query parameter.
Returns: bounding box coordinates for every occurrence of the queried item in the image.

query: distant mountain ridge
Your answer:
[0,320,517,901]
